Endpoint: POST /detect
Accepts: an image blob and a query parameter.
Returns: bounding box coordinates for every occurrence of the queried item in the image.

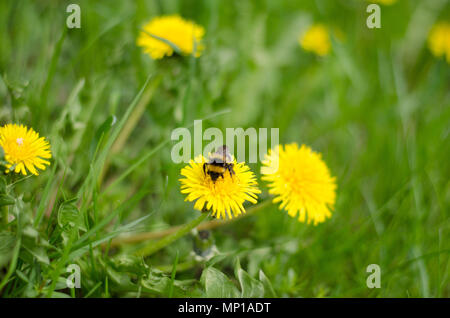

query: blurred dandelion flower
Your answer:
[180,155,260,220]
[428,22,450,64]
[137,15,205,60]
[0,124,51,175]
[299,24,331,57]
[369,0,397,5]
[261,143,336,225]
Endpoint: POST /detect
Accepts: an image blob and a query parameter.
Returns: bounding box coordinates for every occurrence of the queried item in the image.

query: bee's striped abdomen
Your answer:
[203,145,235,183]
[207,164,226,174]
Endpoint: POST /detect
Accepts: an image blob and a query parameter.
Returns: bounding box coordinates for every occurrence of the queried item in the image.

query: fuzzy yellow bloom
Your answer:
[137,15,205,60]
[369,0,397,5]
[428,22,450,64]
[0,124,51,175]
[180,155,260,220]
[261,143,336,225]
[299,24,331,57]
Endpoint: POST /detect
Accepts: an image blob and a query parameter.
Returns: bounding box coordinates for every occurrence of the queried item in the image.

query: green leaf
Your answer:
[233,258,264,298]
[22,244,50,265]
[34,162,57,227]
[22,226,39,239]
[0,231,16,267]
[259,270,277,297]
[57,199,86,231]
[49,291,71,298]
[109,254,148,276]
[168,251,179,298]
[106,266,134,288]
[89,115,116,158]
[237,268,265,298]
[2,73,29,102]
[0,178,6,194]
[205,252,232,267]
[201,267,240,298]
[54,276,70,291]
[141,269,187,297]
[77,74,153,202]
[0,194,15,207]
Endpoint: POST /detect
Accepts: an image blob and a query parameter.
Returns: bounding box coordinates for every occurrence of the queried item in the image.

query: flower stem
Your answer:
[1,206,8,226]
[135,211,210,257]
[109,200,270,248]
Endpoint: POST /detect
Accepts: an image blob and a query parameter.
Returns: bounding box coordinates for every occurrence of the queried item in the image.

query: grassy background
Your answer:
[0,0,449,297]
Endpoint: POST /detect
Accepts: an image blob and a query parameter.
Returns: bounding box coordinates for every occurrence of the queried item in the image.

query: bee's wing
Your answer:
[216,145,232,163]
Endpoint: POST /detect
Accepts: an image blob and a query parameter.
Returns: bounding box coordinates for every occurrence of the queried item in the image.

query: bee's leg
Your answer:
[203,163,206,176]
[228,165,235,177]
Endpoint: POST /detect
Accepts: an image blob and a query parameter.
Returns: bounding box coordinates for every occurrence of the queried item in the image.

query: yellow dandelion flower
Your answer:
[368,0,397,5]
[0,124,51,176]
[428,22,450,64]
[261,143,337,225]
[137,15,205,60]
[180,155,260,220]
[299,24,331,57]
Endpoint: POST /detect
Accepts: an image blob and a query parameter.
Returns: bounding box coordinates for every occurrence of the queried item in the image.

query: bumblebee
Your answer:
[203,145,235,182]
